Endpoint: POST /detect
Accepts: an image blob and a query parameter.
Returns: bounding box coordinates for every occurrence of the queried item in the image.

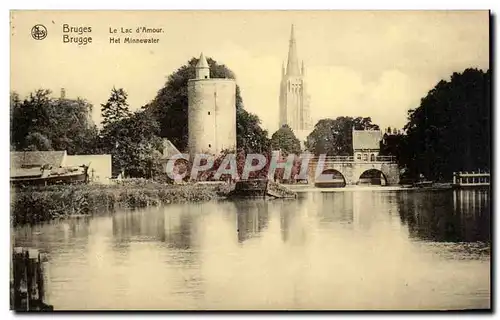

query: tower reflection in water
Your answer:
[234,200,270,243]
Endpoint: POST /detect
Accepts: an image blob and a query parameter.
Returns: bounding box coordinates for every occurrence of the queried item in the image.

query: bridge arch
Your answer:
[315,168,346,188]
[358,168,387,186]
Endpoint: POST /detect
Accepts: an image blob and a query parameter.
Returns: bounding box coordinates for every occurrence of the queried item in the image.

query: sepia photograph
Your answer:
[9,10,491,311]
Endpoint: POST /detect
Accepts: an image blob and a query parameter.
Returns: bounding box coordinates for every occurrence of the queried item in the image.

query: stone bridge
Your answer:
[307,156,400,186]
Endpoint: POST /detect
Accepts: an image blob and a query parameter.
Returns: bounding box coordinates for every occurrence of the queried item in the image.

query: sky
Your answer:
[10,10,490,136]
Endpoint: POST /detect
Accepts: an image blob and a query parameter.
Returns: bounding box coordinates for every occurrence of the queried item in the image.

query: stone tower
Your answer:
[187,53,237,156]
[279,25,312,143]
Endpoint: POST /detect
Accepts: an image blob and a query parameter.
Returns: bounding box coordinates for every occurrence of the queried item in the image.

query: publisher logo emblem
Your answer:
[31,24,47,40]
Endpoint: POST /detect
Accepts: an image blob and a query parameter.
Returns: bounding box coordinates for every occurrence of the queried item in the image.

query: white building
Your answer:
[352,129,383,162]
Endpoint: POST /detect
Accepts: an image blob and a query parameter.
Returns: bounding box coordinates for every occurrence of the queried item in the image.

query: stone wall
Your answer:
[307,161,400,186]
[187,79,236,156]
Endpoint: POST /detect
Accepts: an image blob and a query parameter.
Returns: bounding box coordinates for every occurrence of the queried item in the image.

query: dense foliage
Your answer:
[270,124,302,155]
[10,90,98,154]
[400,68,491,181]
[11,183,223,226]
[146,56,270,154]
[100,87,131,128]
[99,89,163,178]
[305,116,379,156]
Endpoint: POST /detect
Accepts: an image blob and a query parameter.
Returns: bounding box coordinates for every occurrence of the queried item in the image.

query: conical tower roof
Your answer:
[196,52,209,69]
[286,24,300,76]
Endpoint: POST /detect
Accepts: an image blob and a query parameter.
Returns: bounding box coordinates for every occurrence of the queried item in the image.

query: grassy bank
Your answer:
[11,181,231,226]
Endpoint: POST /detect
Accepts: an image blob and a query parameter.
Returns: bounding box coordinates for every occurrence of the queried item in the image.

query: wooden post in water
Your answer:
[11,247,53,311]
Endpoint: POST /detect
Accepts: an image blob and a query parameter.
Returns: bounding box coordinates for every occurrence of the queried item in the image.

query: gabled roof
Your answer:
[161,138,181,160]
[10,151,67,169]
[353,130,382,151]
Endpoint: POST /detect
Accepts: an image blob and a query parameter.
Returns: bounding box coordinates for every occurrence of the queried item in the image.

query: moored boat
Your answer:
[227,178,297,199]
[11,165,89,186]
[314,179,346,188]
[413,180,434,188]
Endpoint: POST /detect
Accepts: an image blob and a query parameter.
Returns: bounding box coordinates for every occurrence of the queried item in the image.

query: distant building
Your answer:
[66,154,112,184]
[160,138,182,172]
[10,150,112,184]
[352,129,383,162]
[159,138,188,184]
[187,52,237,156]
[279,25,313,147]
[10,150,67,178]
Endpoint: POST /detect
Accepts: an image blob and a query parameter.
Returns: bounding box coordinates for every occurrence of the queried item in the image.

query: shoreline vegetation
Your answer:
[11,180,234,226]
[11,178,466,227]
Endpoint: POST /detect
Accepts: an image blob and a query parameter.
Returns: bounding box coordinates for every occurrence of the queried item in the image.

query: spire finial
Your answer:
[286,24,300,76]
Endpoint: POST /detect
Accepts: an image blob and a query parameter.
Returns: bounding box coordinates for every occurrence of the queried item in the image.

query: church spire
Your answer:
[286,24,300,76]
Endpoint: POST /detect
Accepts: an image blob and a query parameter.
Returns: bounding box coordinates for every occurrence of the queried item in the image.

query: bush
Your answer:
[10,182,229,226]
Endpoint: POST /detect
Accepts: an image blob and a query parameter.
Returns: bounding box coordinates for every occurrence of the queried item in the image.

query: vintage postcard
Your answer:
[10,10,491,311]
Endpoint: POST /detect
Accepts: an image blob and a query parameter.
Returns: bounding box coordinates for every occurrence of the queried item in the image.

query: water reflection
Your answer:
[279,200,294,243]
[112,209,166,245]
[164,211,195,250]
[315,192,354,225]
[12,190,491,310]
[397,190,490,242]
[14,217,91,254]
[235,200,270,243]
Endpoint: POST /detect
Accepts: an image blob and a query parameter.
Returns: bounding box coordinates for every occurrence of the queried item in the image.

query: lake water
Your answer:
[13,189,491,310]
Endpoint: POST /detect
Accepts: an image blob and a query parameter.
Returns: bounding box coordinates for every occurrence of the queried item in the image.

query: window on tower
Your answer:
[208,111,211,115]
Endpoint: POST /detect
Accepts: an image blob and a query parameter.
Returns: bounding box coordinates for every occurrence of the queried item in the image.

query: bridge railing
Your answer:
[374,156,397,163]
[307,155,397,163]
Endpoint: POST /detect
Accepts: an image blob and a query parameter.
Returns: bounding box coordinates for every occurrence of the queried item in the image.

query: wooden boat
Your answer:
[413,180,434,188]
[11,165,89,186]
[314,178,346,188]
[227,178,297,199]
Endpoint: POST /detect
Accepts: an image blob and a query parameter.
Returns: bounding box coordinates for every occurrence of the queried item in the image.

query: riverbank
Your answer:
[11,181,232,226]
[285,183,453,193]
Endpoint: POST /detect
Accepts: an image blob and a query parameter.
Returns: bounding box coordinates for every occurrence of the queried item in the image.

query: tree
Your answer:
[24,132,53,151]
[237,102,271,154]
[401,68,490,181]
[100,87,131,129]
[100,107,163,178]
[270,124,301,155]
[147,56,270,154]
[305,116,380,156]
[10,89,99,154]
[49,98,99,154]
